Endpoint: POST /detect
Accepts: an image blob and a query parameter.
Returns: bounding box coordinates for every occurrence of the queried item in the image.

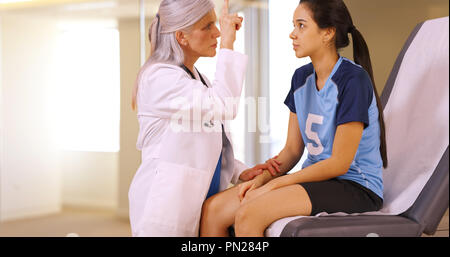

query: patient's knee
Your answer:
[234,205,248,223]
[201,195,222,219]
[234,204,254,233]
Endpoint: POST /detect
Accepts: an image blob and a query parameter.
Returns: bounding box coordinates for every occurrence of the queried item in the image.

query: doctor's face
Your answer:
[289,4,324,58]
[183,10,221,58]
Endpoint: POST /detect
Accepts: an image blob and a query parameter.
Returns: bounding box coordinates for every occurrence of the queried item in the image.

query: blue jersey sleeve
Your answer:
[284,65,313,113]
[335,71,374,129]
[284,72,298,113]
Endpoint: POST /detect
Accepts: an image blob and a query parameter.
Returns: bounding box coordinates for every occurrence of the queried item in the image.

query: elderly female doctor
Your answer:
[128,0,280,237]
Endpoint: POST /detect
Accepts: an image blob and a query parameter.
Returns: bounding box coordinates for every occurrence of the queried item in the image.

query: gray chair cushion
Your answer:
[281,215,421,237]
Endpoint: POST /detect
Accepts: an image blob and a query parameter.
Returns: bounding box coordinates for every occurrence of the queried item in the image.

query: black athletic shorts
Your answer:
[300,178,383,216]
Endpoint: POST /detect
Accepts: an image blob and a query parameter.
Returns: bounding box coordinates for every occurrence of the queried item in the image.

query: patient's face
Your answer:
[184,10,221,58]
[290,4,323,58]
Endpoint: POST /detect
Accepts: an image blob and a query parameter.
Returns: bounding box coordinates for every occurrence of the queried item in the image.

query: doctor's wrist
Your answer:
[220,40,234,50]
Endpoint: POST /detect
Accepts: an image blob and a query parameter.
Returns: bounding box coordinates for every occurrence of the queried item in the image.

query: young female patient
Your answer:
[200,0,387,237]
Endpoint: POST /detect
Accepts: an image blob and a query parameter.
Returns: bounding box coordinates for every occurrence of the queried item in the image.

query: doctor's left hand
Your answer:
[239,160,282,182]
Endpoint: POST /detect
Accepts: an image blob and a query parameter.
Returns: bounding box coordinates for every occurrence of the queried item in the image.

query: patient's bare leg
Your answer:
[200,185,241,237]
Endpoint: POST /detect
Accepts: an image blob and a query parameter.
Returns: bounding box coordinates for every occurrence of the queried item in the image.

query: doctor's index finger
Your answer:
[222,0,229,15]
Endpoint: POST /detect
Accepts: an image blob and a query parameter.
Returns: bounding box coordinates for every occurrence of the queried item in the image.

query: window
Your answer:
[53,21,120,152]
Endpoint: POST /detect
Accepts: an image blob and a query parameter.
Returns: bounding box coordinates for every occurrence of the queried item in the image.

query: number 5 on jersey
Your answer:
[305,113,324,155]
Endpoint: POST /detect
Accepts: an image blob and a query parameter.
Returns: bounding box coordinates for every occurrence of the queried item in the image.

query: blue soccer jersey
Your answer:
[284,56,383,199]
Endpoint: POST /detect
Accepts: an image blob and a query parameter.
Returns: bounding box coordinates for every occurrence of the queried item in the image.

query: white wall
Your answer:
[62,151,118,210]
[0,15,61,222]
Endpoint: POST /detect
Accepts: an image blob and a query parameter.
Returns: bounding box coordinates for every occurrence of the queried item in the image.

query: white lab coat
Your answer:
[128,49,249,237]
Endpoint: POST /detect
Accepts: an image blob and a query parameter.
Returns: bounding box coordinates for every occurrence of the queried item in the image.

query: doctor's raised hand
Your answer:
[219,0,243,50]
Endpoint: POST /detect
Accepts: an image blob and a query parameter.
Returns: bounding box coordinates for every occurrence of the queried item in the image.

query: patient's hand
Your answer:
[240,183,272,206]
[238,176,265,202]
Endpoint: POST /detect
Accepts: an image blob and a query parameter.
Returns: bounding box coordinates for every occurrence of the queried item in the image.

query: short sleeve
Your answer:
[336,72,374,129]
[284,72,299,113]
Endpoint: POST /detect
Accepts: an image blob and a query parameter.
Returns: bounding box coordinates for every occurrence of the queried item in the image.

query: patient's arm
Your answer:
[268,121,364,189]
[258,111,305,184]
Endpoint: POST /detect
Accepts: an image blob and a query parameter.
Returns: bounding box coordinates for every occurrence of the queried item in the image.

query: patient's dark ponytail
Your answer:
[300,0,388,168]
[350,27,388,168]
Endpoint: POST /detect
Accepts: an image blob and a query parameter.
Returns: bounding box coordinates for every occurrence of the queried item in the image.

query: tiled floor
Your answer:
[0,207,448,237]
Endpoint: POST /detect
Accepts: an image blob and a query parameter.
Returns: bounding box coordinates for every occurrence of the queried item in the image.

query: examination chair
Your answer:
[273,17,449,237]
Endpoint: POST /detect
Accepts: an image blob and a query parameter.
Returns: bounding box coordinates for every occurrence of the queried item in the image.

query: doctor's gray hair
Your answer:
[132,0,216,110]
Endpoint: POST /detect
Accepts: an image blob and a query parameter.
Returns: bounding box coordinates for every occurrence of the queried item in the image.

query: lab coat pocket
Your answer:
[145,161,210,236]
